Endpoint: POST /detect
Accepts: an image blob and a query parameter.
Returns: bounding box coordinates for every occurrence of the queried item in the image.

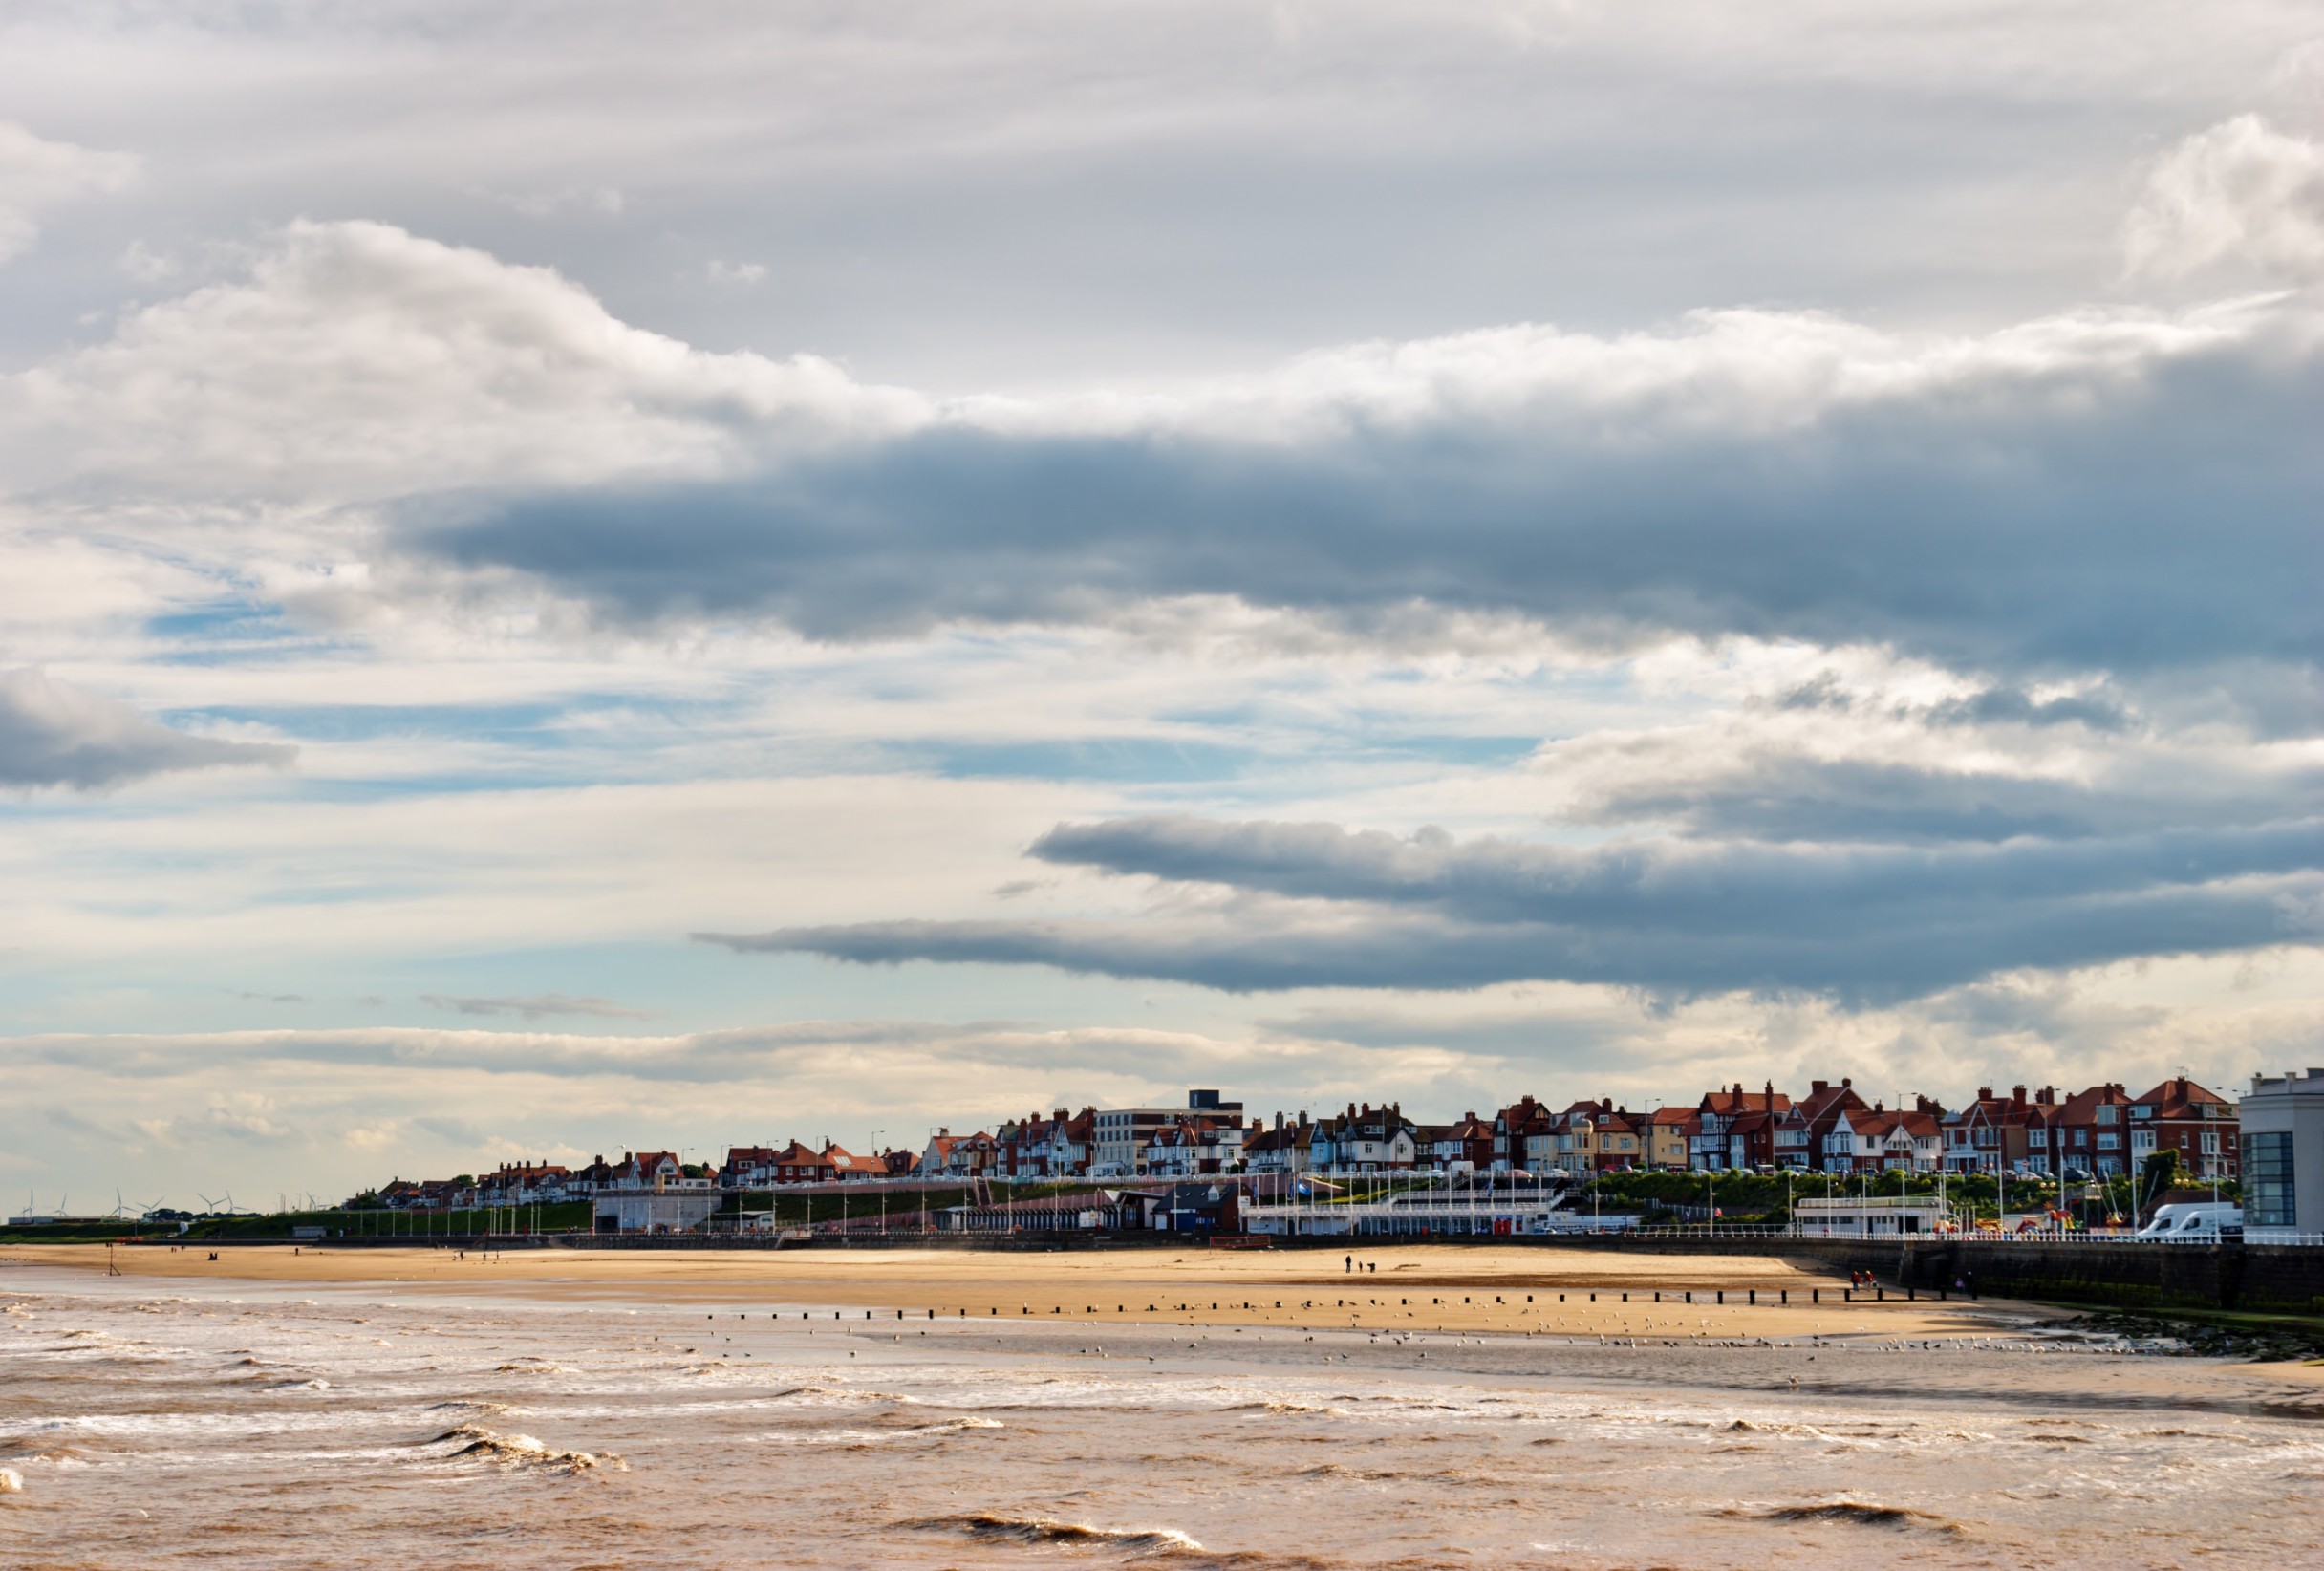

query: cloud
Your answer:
[704,259,767,286]
[0,668,294,789]
[420,992,653,1021]
[428,292,2322,676]
[4,220,926,504]
[703,811,2324,1001]
[2124,116,2324,281]
[0,120,137,264]
[8,219,2314,684]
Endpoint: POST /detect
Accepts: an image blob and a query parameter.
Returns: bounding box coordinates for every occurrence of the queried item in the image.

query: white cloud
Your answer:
[704,258,767,286]
[117,238,178,282]
[0,120,137,263]
[0,667,293,790]
[2123,114,2324,279]
[3,220,928,505]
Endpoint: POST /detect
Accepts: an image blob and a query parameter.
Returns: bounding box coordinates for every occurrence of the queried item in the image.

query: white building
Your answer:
[2241,1067,2324,1239]
[1793,1194,1949,1237]
[1093,1089,1242,1175]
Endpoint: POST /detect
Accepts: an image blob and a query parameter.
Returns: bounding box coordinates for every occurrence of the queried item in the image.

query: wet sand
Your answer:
[10,1240,2045,1342]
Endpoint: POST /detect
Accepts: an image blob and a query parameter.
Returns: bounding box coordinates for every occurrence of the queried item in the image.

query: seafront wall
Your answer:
[1545,1235,2324,1314]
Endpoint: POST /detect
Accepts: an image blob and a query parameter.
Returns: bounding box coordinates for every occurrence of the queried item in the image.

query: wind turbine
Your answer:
[195,1192,221,1216]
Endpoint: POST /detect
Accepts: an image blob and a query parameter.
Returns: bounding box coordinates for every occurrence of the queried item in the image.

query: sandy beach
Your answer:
[7,1239,2043,1342]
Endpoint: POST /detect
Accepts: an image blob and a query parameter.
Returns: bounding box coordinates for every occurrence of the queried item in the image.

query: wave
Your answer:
[1220,1400,1345,1416]
[756,1416,1006,1447]
[911,1513,1204,1555]
[1732,1502,1961,1534]
[0,1469,20,1495]
[433,1424,623,1474]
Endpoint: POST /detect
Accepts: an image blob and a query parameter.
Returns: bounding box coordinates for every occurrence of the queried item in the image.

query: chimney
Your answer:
[2012,1085,2027,1105]
[1812,1080,1828,1093]
[1977,1087,1993,1102]
[1840,1077,1851,1088]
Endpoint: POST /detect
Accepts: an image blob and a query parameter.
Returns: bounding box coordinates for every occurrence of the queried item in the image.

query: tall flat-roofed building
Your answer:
[2241,1068,2324,1238]
[1093,1089,1243,1175]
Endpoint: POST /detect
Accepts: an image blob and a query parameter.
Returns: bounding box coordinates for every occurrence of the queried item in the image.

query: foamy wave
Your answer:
[0,1469,21,1494]
[434,1424,623,1474]
[913,1512,1204,1555]
[760,1416,1006,1447]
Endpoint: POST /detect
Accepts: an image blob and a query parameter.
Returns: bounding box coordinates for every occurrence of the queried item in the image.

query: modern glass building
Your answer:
[2240,1068,2324,1239]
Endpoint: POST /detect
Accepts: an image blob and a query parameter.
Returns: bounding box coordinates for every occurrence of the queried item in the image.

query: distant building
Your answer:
[2241,1068,2323,1237]
[1092,1090,1243,1176]
[2127,1077,2239,1182]
[1645,1106,1695,1170]
[1693,1083,1793,1172]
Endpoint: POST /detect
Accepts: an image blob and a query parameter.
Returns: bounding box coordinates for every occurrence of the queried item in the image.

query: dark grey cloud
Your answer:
[701,811,2323,1001]
[1927,686,2130,732]
[1771,676,2131,732]
[1572,754,2324,846]
[424,327,2322,677]
[0,668,293,789]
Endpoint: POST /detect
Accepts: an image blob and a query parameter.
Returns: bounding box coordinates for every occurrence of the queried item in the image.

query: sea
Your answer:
[4,1262,2321,1568]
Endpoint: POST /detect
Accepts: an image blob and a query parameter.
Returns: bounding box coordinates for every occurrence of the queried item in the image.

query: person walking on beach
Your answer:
[1345,1255,1352,1274]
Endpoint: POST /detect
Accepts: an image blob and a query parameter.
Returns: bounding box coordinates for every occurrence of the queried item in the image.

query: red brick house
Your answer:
[1774,1078,1870,1173]
[2127,1077,2239,1181]
[1692,1082,1793,1171]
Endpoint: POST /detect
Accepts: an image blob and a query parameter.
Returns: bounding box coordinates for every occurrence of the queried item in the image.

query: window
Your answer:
[2097,1133,2119,1151]
[2098,1107,2119,1125]
[2132,1106,2153,1120]
[2243,1131,2295,1229]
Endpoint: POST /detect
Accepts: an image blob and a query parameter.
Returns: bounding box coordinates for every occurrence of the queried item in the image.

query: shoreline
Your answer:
[4,1239,2046,1342]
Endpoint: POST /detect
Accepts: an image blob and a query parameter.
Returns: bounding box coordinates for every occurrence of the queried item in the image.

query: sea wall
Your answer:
[1546,1234,2324,1314]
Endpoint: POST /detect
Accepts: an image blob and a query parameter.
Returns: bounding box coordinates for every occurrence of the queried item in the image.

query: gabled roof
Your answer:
[2129,1077,2236,1121]
[1698,1083,1793,1116]
[1782,1080,1864,1123]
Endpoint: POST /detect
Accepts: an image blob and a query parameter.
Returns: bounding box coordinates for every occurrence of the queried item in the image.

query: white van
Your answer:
[2137,1202,2242,1239]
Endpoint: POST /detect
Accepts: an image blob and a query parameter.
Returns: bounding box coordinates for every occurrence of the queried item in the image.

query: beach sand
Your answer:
[6,1240,2043,1341]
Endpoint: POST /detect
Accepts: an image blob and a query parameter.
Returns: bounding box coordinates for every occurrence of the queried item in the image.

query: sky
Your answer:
[0,1,2318,1211]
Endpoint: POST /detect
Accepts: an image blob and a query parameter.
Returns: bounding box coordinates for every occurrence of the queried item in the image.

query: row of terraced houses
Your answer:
[373,1076,2239,1212]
